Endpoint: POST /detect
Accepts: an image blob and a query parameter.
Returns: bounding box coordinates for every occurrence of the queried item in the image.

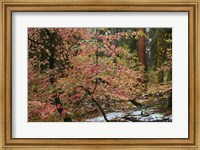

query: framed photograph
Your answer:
[0,0,199,149]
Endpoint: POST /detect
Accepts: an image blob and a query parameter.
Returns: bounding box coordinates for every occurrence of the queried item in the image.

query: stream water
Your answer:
[86,108,172,122]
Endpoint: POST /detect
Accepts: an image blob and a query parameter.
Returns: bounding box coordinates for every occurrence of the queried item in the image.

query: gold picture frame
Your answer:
[0,0,199,149]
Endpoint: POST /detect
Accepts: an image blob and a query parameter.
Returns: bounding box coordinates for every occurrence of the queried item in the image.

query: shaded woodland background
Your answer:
[28,28,172,122]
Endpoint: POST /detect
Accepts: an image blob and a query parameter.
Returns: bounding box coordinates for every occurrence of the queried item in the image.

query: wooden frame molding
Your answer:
[0,0,199,149]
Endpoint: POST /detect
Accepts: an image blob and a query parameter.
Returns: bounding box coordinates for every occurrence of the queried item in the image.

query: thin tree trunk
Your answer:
[92,98,109,122]
[158,70,164,83]
[81,41,110,122]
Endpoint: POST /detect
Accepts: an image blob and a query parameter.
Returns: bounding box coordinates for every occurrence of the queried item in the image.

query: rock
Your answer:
[130,110,143,116]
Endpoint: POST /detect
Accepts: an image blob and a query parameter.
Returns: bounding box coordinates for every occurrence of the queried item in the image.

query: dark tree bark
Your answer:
[54,96,72,122]
[79,84,110,122]
[92,98,109,122]
[129,100,142,107]
[42,28,72,122]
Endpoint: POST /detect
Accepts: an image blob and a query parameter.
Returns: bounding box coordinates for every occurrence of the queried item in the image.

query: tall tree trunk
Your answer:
[43,28,72,122]
[137,28,148,100]
[137,28,146,66]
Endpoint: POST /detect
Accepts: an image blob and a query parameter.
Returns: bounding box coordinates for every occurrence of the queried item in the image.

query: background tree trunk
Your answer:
[137,28,146,66]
